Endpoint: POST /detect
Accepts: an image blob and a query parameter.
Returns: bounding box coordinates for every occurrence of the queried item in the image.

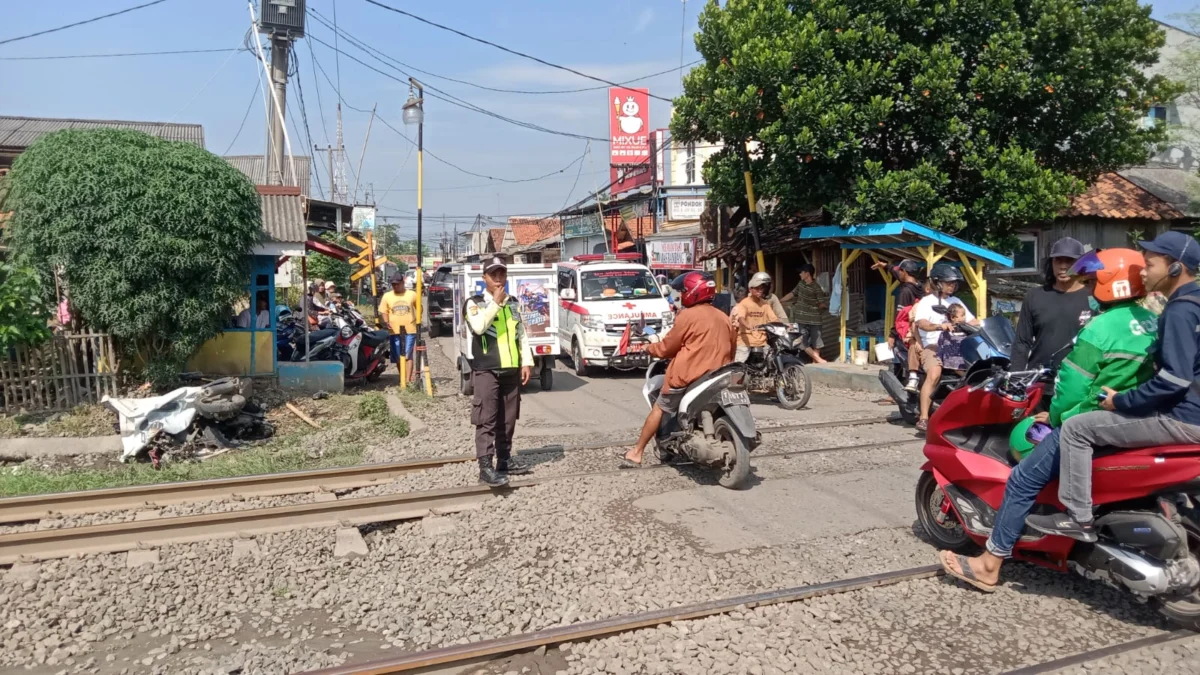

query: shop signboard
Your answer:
[610,162,653,195]
[647,238,699,270]
[352,206,376,232]
[609,87,650,164]
[667,196,706,222]
[563,212,603,239]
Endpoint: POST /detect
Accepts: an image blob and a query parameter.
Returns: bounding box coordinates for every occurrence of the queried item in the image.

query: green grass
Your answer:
[0,438,366,497]
[0,404,116,438]
[357,392,409,437]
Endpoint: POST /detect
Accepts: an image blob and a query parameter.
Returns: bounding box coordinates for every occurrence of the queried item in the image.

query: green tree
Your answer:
[0,261,53,353]
[307,233,353,291]
[672,0,1182,248]
[3,129,261,380]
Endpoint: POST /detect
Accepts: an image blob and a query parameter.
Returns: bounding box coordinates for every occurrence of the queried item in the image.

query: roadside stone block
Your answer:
[126,549,159,568]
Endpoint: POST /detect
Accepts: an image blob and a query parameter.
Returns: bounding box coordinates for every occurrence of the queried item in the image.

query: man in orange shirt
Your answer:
[622,272,736,466]
[731,272,780,362]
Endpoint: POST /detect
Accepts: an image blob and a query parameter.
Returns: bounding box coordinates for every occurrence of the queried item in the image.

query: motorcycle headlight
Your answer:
[661,312,675,328]
[339,326,354,339]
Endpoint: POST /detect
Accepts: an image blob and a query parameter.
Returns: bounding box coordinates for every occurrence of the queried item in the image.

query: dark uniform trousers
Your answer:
[471,369,521,460]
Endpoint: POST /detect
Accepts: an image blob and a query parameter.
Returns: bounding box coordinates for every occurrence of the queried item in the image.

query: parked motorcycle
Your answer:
[329,307,390,383]
[744,322,813,410]
[879,307,1014,424]
[917,368,1200,629]
[642,359,761,489]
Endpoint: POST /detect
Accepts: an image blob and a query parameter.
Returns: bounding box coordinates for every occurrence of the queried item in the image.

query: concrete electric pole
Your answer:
[255,0,306,186]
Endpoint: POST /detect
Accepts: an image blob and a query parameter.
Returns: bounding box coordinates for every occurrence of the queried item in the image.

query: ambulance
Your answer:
[557,253,675,376]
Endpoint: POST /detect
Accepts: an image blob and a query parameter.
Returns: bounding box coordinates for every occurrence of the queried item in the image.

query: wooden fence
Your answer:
[0,333,119,414]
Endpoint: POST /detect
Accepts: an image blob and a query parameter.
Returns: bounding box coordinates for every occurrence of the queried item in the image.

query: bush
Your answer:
[3,129,262,382]
[0,261,53,352]
[357,392,409,437]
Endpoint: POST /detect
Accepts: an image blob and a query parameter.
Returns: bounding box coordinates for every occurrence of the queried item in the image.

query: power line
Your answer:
[0,48,241,61]
[290,50,325,200]
[305,31,606,142]
[223,79,262,155]
[561,142,590,211]
[308,5,696,96]
[304,36,333,147]
[0,0,175,47]
[361,0,675,103]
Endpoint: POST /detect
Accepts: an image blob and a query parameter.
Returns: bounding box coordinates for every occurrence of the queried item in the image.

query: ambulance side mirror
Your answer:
[561,288,576,301]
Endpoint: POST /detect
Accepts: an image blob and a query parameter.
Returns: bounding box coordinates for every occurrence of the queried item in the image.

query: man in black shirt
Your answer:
[1010,238,1093,374]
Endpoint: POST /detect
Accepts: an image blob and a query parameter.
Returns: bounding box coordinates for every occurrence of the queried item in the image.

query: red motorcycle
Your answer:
[917,368,1200,629]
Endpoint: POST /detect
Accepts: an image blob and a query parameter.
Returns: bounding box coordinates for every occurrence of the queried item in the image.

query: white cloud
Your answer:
[634,8,655,33]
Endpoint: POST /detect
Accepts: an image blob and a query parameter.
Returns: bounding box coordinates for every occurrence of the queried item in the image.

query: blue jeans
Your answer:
[389,334,416,363]
[986,428,1062,557]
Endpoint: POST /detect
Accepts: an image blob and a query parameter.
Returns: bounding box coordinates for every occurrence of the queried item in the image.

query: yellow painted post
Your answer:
[954,251,988,319]
[975,259,988,319]
[838,248,862,362]
[868,252,900,341]
[399,354,407,387]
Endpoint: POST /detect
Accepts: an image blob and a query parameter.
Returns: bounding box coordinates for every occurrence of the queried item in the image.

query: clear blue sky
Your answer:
[1,1,1197,238]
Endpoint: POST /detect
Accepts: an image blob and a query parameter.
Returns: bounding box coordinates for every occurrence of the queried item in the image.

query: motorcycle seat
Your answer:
[362,330,390,348]
[306,328,338,342]
[681,362,748,398]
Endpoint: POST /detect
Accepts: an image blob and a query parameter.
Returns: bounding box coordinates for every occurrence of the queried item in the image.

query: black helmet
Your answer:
[930,264,964,283]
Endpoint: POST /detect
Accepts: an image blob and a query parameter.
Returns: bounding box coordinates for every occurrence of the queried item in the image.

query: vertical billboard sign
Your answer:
[609,87,650,165]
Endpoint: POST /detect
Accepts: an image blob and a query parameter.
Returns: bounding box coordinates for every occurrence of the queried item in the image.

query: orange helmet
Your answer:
[1069,248,1146,303]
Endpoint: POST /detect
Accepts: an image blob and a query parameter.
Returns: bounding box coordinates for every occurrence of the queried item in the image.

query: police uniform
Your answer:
[464,268,534,481]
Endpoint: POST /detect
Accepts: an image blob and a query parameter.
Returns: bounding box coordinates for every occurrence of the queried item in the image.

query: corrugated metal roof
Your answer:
[257,187,306,244]
[0,116,205,149]
[223,155,312,197]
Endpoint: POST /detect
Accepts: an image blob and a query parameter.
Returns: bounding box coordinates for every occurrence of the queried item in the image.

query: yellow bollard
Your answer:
[399,356,407,387]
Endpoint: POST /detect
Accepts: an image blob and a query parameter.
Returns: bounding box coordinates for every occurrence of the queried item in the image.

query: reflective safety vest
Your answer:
[465,296,523,372]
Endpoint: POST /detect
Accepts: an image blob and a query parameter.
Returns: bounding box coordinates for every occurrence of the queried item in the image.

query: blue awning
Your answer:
[798,219,1013,269]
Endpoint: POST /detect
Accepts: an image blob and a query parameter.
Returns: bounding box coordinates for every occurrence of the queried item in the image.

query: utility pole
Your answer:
[266,35,291,186]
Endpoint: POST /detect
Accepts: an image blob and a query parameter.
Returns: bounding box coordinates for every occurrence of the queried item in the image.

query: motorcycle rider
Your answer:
[621,272,736,466]
[464,257,535,487]
[731,272,780,363]
[1027,232,1200,542]
[1010,237,1092,375]
[911,265,980,432]
[940,248,1160,590]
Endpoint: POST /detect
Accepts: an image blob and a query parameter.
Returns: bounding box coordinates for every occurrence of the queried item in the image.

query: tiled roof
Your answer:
[488,228,506,253]
[224,155,312,198]
[507,217,561,247]
[0,115,205,149]
[256,185,306,244]
[1064,172,1184,221]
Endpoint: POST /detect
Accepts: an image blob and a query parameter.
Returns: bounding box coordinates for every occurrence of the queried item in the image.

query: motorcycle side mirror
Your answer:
[932,305,949,316]
[561,288,576,301]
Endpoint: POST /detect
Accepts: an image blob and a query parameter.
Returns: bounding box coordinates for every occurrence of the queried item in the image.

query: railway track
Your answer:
[297,564,1197,675]
[0,434,922,565]
[0,414,900,525]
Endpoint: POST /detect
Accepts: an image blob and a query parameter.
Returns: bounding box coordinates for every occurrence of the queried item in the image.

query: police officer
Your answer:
[464,257,534,486]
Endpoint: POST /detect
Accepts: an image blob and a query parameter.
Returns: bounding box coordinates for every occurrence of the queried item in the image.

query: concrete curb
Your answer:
[385,394,428,435]
[0,435,122,461]
[805,364,888,397]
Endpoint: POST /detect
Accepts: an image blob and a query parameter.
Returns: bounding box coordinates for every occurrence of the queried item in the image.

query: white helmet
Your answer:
[748,272,772,289]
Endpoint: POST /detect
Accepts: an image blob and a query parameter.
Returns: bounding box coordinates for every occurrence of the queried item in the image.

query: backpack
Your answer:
[894,304,914,342]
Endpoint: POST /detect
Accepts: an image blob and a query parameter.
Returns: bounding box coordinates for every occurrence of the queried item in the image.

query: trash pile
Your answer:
[104,377,274,466]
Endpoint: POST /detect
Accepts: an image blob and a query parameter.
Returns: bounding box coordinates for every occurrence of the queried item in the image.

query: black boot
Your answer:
[496,454,531,476]
[478,457,509,487]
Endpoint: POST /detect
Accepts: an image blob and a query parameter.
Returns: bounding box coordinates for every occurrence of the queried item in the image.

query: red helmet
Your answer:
[680,271,716,308]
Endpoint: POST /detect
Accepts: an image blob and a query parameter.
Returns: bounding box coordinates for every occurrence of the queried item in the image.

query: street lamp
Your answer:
[403,80,432,395]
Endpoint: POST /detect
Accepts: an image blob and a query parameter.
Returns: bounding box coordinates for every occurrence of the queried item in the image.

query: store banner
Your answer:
[563,212,603,239]
[609,87,650,164]
[610,162,653,194]
[666,196,706,222]
[647,238,699,270]
[352,206,376,232]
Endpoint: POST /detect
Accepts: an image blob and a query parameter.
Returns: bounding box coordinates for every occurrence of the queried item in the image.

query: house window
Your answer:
[1146,105,1168,129]
[1012,234,1038,271]
[685,143,696,184]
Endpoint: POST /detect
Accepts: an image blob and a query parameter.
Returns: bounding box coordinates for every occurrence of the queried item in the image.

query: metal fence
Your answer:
[0,333,119,414]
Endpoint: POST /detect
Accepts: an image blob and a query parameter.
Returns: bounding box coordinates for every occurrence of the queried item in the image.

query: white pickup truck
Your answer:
[452,262,562,395]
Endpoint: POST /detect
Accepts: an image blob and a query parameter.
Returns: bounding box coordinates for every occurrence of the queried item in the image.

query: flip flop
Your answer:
[616,452,642,469]
[915,419,929,433]
[938,551,997,593]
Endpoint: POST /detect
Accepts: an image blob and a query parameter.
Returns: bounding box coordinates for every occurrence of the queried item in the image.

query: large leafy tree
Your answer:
[672,0,1182,247]
[3,129,261,377]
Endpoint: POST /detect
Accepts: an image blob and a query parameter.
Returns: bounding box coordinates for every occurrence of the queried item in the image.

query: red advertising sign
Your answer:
[610,163,653,194]
[610,87,650,164]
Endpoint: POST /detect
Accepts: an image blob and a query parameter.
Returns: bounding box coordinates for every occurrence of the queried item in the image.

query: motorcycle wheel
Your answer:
[775,364,811,410]
[1159,518,1200,630]
[195,395,246,420]
[713,417,751,489]
[366,362,385,383]
[915,471,973,552]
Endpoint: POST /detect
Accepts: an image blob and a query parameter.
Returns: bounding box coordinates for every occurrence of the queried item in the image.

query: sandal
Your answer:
[915,419,928,433]
[616,452,642,469]
[938,550,997,593]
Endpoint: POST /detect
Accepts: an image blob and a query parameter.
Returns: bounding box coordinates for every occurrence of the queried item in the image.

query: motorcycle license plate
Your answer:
[720,390,751,407]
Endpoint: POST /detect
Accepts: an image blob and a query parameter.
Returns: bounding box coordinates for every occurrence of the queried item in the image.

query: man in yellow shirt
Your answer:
[378,272,418,382]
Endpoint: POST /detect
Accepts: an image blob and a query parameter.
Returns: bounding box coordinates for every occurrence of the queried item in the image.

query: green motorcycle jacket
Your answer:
[1050,300,1159,426]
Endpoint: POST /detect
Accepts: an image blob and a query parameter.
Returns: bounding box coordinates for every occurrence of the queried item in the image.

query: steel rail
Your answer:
[1000,630,1198,675]
[0,437,922,565]
[0,414,898,524]
[300,565,943,675]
